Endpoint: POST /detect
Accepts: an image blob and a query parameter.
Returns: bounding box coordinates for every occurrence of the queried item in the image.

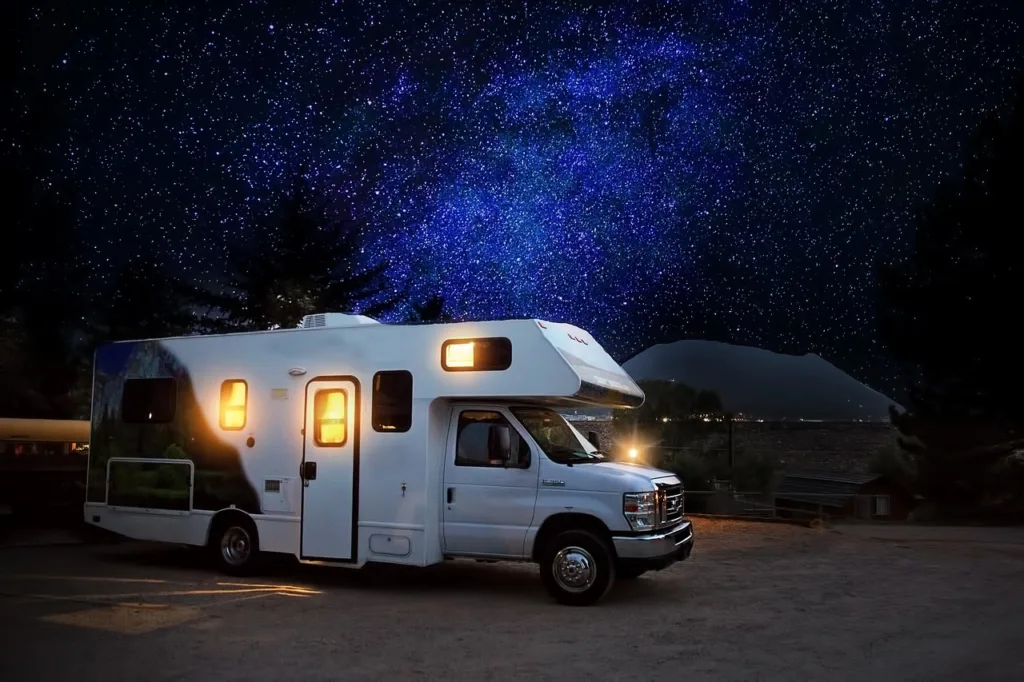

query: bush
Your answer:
[869,444,916,492]
[666,452,715,491]
[729,450,779,492]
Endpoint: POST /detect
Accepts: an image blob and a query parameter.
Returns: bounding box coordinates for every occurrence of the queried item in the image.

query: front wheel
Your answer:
[539,530,615,606]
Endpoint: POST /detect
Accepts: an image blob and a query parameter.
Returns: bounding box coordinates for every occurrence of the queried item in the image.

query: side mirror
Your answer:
[587,431,600,450]
[487,424,512,464]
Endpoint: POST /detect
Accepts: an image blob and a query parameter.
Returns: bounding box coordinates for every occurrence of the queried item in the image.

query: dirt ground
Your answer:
[1,518,1022,682]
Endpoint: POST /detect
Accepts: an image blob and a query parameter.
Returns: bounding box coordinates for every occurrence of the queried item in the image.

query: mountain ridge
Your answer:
[579,340,900,422]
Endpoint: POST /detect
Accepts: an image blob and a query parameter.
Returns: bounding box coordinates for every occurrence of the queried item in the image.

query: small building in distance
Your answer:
[774,470,916,522]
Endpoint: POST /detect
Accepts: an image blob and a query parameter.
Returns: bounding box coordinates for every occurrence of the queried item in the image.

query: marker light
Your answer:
[315,389,347,446]
[628,448,639,458]
[219,380,248,430]
[445,341,475,368]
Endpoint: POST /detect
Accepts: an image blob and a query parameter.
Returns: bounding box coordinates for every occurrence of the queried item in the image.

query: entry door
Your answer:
[301,378,359,561]
[442,407,539,558]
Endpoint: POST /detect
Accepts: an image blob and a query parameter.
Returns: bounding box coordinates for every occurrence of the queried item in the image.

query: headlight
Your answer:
[623,492,658,532]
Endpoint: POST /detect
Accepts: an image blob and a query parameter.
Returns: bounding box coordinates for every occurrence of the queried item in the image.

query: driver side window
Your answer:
[455,410,530,469]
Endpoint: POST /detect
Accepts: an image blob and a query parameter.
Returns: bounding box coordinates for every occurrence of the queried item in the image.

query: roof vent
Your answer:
[299,313,380,329]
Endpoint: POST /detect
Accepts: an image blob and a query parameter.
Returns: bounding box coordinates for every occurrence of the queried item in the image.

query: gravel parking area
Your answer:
[1,518,1022,682]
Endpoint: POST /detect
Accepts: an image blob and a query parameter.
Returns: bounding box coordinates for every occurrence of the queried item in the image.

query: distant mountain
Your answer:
[614,340,900,421]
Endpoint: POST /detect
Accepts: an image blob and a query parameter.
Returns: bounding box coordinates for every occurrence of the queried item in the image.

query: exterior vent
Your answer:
[302,314,327,328]
[299,313,380,329]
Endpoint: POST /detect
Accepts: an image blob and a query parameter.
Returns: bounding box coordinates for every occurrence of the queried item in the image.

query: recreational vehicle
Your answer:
[83,314,693,606]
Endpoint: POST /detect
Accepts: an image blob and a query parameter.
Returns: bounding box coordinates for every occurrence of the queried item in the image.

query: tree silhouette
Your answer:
[878,75,1024,517]
[3,180,91,418]
[409,294,454,322]
[1,15,95,418]
[188,172,404,331]
[92,250,198,342]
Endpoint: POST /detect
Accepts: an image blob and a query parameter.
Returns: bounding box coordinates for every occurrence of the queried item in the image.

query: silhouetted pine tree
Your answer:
[92,250,199,342]
[409,294,454,322]
[1,21,93,417]
[189,172,404,331]
[6,180,92,418]
[878,75,1024,517]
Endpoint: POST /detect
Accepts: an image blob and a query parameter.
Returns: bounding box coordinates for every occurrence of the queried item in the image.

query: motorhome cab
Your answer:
[84,314,694,606]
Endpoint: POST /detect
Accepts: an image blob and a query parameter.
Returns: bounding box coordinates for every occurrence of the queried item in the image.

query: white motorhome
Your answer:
[84,314,693,605]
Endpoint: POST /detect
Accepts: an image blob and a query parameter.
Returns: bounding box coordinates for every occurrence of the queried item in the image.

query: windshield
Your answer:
[510,407,604,464]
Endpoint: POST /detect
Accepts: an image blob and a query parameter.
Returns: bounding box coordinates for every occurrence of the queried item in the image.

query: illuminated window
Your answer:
[314,389,347,446]
[219,380,248,430]
[441,337,512,372]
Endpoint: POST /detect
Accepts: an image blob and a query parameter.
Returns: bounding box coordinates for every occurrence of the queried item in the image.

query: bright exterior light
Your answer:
[220,380,247,430]
[628,448,638,458]
[444,341,475,368]
[316,389,347,445]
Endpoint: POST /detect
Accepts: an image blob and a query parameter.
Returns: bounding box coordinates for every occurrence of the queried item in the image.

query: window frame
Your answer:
[121,377,177,424]
[371,370,413,433]
[454,409,530,469]
[219,379,249,431]
[313,388,348,448]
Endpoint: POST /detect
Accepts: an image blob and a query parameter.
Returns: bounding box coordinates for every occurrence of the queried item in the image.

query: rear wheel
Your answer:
[540,529,615,606]
[210,516,260,576]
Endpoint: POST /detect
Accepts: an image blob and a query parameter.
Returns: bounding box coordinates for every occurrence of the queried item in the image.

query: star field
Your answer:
[12,1,1022,396]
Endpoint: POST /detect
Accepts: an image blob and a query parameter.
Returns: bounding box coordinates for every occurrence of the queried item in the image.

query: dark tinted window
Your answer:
[121,378,177,424]
[372,371,413,432]
[455,410,529,468]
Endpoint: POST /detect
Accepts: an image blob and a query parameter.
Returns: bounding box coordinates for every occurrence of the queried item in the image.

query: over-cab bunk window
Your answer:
[441,337,512,371]
[372,370,413,433]
[219,380,248,430]
[121,378,177,424]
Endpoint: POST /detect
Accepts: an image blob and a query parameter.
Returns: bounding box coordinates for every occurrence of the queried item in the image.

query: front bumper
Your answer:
[612,519,694,570]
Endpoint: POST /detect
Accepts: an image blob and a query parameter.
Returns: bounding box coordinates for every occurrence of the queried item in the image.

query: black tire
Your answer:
[539,529,615,606]
[210,516,260,576]
[616,565,648,580]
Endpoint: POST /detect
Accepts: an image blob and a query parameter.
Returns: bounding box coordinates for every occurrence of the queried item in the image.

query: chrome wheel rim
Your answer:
[552,545,596,593]
[221,526,251,566]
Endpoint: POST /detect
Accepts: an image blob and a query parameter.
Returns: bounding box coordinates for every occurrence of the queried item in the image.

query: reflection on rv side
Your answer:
[84,313,694,606]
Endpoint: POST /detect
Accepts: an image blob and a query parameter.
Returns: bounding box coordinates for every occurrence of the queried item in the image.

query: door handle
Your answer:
[447,487,454,504]
[301,461,317,481]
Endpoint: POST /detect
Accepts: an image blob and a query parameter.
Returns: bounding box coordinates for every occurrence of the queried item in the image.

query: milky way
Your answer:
[12,1,1022,395]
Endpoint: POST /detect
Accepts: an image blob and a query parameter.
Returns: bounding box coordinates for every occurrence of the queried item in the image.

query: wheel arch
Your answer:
[206,507,259,548]
[530,512,614,562]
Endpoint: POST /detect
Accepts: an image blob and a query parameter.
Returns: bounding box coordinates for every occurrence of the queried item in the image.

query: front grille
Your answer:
[656,482,684,527]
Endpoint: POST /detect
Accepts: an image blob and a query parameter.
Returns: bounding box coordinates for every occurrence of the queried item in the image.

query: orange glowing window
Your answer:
[219,380,248,430]
[444,341,475,368]
[314,389,347,446]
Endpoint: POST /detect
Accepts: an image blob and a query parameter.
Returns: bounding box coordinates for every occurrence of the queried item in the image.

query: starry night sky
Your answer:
[12,1,1023,397]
